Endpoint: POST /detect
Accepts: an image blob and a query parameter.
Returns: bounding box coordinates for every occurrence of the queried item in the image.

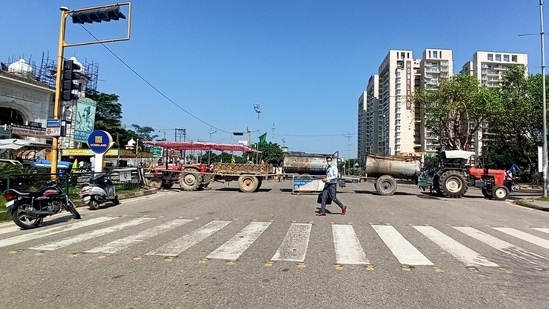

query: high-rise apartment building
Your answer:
[461,51,528,155]
[418,49,454,155]
[358,48,526,161]
[357,75,379,166]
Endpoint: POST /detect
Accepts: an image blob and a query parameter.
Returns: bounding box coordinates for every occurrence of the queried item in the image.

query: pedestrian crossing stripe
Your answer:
[2,217,549,270]
[146,220,230,257]
[30,218,156,251]
[86,219,192,254]
[206,221,271,260]
[373,225,432,266]
[0,217,117,248]
[414,226,498,267]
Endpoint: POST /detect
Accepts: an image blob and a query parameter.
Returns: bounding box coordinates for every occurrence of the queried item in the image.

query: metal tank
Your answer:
[282,151,333,175]
[365,154,421,180]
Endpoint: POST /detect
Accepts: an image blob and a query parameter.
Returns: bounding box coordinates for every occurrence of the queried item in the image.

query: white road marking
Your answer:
[372,225,433,266]
[414,226,498,267]
[147,220,231,257]
[533,228,549,235]
[29,218,155,251]
[271,223,312,262]
[494,227,549,250]
[454,226,549,267]
[207,222,271,260]
[0,225,22,235]
[86,219,192,254]
[0,217,117,248]
[332,224,369,265]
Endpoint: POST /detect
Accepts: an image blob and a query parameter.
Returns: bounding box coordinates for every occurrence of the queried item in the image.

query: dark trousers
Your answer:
[320,183,344,213]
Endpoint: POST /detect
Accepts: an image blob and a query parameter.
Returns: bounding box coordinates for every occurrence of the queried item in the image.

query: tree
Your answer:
[481,66,538,170]
[256,142,284,166]
[87,92,133,146]
[414,74,500,150]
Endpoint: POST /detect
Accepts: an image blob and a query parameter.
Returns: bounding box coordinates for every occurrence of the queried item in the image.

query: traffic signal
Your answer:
[71,5,126,24]
[61,59,81,101]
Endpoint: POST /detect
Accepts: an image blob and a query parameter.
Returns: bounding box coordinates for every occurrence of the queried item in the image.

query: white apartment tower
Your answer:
[461,51,528,155]
[357,75,379,166]
[419,49,454,155]
[377,50,417,155]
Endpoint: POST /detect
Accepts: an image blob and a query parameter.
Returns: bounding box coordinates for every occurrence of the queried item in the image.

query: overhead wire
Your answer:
[77,24,358,139]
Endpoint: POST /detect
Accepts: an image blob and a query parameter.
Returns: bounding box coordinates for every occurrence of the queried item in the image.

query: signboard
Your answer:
[10,124,46,137]
[46,119,61,137]
[292,176,324,193]
[74,99,97,143]
[87,130,113,154]
[406,60,412,110]
[151,146,163,157]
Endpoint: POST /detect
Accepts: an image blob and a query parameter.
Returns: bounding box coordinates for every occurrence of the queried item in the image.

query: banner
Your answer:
[74,99,97,143]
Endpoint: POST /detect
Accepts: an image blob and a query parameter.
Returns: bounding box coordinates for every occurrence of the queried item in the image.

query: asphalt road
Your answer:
[1,180,549,309]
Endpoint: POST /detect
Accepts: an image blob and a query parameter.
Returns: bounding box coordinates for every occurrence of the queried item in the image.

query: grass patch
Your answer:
[537,196,549,202]
[0,197,12,223]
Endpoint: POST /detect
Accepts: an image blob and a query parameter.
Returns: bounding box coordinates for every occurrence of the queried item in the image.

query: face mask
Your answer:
[327,161,332,166]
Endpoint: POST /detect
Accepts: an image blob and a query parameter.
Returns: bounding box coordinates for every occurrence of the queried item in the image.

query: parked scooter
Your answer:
[3,178,81,229]
[79,173,119,210]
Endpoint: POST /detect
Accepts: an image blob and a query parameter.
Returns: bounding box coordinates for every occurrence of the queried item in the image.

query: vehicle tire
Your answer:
[238,175,259,193]
[492,185,509,201]
[161,181,174,189]
[506,181,520,192]
[440,170,467,198]
[373,182,378,192]
[12,204,42,229]
[180,172,200,191]
[254,178,263,192]
[375,175,397,196]
[147,178,162,189]
[66,201,81,219]
[481,188,493,198]
[88,199,100,210]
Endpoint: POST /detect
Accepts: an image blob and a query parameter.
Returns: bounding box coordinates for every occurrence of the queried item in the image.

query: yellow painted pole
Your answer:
[50,7,70,179]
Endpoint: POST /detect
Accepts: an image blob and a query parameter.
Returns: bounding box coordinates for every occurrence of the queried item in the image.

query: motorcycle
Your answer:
[505,164,521,192]
[79,173,119,210]
[3,178,81,229]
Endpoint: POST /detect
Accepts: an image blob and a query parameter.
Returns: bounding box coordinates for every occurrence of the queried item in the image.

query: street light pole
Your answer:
[541,0,548,197]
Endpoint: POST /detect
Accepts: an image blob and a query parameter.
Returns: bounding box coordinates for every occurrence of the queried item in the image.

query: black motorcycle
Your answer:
[3,178,81,229]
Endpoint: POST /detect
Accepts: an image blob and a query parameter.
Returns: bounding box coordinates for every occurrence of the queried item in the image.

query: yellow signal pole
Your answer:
[50,7,70,179]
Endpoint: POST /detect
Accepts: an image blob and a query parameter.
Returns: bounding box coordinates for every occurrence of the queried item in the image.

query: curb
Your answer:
[512,199,549,212]
[73,188,158,208]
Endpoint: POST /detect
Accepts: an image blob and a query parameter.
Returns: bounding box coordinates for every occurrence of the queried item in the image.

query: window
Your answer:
[487,54,494,61]
[512,55,518,62]
[504,55,509,62]
[495,54,501,62]
[432,51,438,58]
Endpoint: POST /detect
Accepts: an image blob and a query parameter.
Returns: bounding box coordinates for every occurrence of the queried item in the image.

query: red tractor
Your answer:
[431,150,519,200]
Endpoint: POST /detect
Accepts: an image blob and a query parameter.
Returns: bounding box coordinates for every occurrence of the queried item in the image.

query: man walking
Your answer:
[317,156,347,216]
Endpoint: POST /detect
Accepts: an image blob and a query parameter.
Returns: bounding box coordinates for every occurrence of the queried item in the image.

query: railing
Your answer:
[2,167,145,193]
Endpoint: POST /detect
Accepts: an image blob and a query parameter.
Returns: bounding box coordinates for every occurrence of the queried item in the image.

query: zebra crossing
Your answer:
[2,216,549,270]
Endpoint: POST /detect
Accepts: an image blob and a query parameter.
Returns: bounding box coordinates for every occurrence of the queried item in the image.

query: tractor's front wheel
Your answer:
[492,186,509,201]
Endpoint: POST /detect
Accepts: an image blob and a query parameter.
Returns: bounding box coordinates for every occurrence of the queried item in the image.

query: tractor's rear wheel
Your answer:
[440,170,467,198]
[375,175,398,196]
[492,185,509,201]
[179,172,200,191]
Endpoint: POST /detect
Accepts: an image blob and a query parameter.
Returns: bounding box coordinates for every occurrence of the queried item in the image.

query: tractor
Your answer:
[430,150,517,200]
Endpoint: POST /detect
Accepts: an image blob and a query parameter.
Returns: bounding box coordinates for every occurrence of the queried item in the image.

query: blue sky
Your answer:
[2,0,545,157]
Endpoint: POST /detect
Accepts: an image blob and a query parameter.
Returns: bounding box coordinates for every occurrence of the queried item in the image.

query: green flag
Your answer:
[258,133,267,145]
